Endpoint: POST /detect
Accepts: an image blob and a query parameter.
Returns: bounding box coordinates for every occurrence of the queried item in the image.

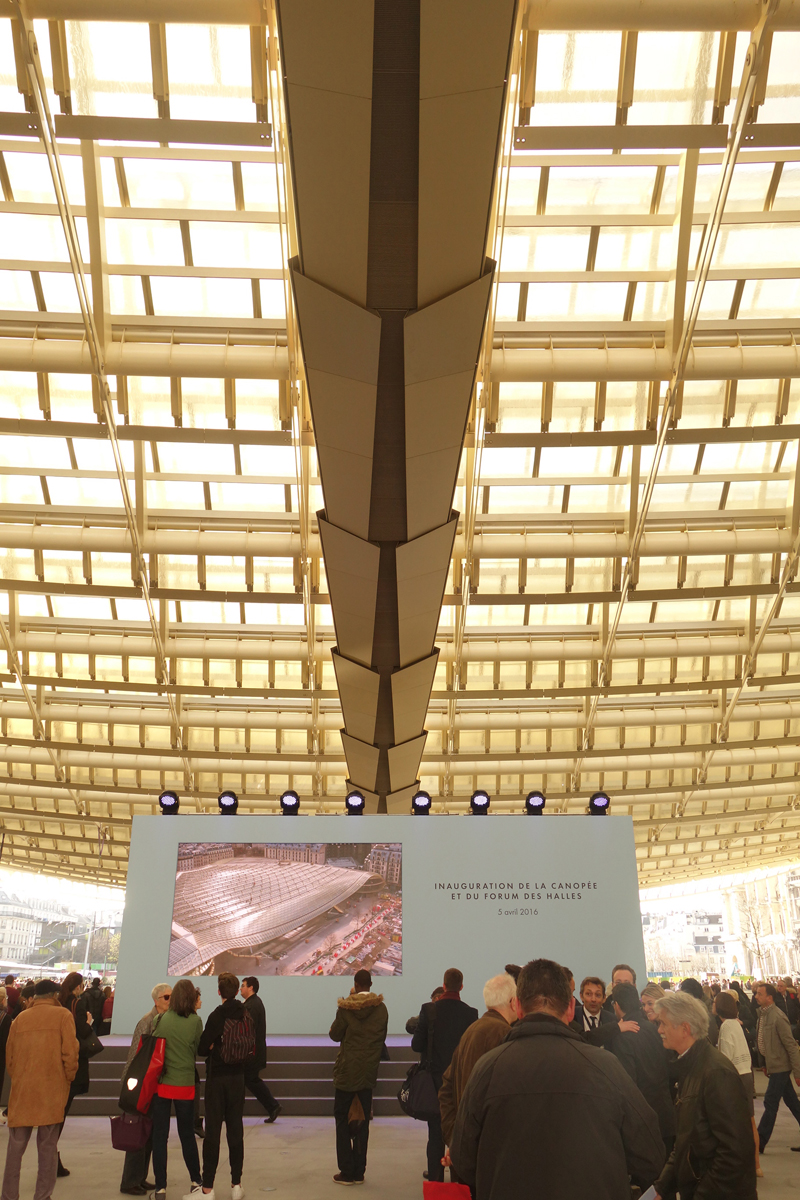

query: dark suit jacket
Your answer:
[571,1004,616,1039]
[411,995,479,1084]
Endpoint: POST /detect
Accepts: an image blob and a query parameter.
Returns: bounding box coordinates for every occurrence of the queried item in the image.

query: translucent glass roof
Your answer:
[0,3,798,888]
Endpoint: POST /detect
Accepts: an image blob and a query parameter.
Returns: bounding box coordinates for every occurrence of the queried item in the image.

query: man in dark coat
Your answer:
[653,990,757,1200]
[84,978,105,1028]
[411,967,478,1183]
[240,977,281,1123]
[571,975,617,1037]
[607,981,676,1156]
[329,968,388,1186]
[449,958,664,1200]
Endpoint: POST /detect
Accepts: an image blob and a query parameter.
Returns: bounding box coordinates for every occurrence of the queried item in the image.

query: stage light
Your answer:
[345,791,365,815]
[280,789,300,815]
[218,789,239,814]
[411,790,432,816]
[158,790,179,815]
[470,790,490,815]
[588,790,610,816]
[525,790,546,815]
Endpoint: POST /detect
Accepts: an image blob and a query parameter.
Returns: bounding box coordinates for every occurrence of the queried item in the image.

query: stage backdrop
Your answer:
[113,813,644,1036]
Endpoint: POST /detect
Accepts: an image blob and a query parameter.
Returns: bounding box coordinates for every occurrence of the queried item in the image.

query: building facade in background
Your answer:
[642,865,800,979]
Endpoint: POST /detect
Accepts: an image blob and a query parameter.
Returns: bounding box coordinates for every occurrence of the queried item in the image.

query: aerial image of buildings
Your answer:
[169,842,402,977]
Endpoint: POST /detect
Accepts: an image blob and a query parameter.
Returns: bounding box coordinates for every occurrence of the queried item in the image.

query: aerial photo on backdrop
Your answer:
[168,842,402,978]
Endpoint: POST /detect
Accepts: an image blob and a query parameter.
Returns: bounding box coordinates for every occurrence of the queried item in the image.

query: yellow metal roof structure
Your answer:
[0,0,798,887]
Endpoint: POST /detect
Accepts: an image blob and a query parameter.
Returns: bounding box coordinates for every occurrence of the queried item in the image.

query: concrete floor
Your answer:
[3,1098,800,1198]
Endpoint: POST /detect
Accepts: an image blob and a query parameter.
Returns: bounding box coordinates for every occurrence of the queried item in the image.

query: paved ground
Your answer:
[4,1092,800,1198]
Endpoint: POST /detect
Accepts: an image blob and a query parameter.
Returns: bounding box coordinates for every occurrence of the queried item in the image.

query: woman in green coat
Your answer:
[149,979,203,1199]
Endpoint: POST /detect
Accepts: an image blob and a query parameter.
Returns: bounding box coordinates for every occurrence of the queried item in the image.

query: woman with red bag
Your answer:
[148,979,203,1200]
[120,983,172,1196]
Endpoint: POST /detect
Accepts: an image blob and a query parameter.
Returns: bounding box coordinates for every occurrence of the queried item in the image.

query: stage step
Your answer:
[73,1040,417,1119]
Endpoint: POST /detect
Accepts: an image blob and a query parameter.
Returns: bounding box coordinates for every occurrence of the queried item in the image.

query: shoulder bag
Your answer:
[118,1016,166,1116]
[397,1002,440,1121]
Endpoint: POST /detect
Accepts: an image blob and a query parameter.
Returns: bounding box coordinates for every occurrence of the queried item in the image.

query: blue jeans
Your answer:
[757,1070,800,1148]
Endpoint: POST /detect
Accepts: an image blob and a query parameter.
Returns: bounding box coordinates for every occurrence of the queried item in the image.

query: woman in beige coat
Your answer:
[1,979,79,1200]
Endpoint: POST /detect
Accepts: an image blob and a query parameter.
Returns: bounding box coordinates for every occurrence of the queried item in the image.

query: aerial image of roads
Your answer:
[169,841,402,978]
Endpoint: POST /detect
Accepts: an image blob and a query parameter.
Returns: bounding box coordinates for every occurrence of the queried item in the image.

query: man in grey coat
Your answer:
[754,981,800,1153]
[119,983,171,1196]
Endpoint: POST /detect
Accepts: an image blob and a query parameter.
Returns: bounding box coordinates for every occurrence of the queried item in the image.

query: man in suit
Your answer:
[572,976,616,1037]
[411,968,478,1184]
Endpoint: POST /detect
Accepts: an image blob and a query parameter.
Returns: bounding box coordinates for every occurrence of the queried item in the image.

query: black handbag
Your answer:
[82,1029,104,1058]
[397,1003,440,1121]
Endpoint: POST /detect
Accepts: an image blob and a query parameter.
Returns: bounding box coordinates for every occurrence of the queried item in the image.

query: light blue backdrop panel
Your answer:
[113,813,644,1036]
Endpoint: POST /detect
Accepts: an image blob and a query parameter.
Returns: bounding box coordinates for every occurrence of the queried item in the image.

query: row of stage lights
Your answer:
[158,788,611,817]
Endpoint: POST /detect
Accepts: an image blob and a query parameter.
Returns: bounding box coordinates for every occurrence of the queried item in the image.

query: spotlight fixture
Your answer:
[470,790,490,815]
[525,790,546,815]
[218,789,239,814]
[280,789,300,815]
[411,790,432,816]
[158,790,180,815]
[588,790,610,816]
[345,791,365,815]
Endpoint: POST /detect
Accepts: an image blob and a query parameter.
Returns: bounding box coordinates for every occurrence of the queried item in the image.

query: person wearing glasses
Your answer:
[120,984,172,1196]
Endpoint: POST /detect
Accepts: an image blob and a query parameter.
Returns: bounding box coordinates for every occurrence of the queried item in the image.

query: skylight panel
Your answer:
[235,381,280,430]
[165,25,251,123]
[67,21,155,118]
[121,159,238,212]
[3,150,84,206]
[545,166,656,215]
[38,272,83,313]
[212,482,285,512]
[525,280,629,321]
[189,222,282,269]
[530,31,618,126]
[51,596,111,621]
[149,275,253,319]
[0,214,72,263]
[0,475,41,505]
[594,227,674,272]
[630,32,716,126]
[105,218,184,267]
[46,476,122,508]
[0,269,37,311]
[107,275,147,316]
[147,480,203,511]
[715,223,800,269]
[757,33,800,123]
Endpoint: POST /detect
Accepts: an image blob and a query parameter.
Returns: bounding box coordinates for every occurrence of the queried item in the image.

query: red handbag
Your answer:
[423,1184,471,1199]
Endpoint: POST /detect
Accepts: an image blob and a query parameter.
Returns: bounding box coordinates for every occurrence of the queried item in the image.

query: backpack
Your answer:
[219,1010,256,1065]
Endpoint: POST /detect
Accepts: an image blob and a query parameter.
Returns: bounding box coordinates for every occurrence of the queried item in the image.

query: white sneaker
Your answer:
[231,1187,245,1200]
[182,1188,207,1200]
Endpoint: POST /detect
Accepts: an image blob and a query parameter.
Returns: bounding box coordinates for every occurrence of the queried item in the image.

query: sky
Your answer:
[0,866,125,920]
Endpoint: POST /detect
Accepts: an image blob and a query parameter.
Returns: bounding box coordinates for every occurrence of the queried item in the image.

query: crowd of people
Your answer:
[0,961,798,1198]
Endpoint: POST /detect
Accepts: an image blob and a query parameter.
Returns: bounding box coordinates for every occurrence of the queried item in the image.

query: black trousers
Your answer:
[150,1096,201,1191]
[426,1112,446,1183]
[244,1066,279,1115]
[202,1072,245,1188]
[333,1087,371,1182]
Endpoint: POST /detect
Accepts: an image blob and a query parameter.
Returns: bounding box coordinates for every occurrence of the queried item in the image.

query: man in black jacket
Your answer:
[652,990,756,1200]
[197,972,254,1200]
[240,977,281,1123]
[608,981,676,1156]
[411,968,478,1184]
[449,958,664,1200]
[84,978,104,1028]
[571,975,616,1036]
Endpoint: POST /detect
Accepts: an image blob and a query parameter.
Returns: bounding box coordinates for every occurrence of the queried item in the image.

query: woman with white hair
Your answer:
[651,991,757,1200]
[119,983,172,1197]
